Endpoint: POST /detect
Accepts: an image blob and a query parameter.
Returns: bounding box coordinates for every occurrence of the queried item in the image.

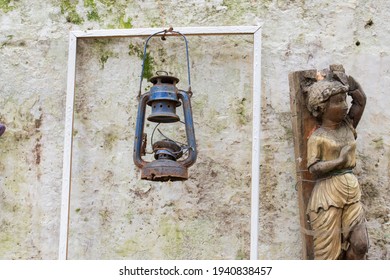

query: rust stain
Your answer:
[33,113,43,166]
[34,139,42,165]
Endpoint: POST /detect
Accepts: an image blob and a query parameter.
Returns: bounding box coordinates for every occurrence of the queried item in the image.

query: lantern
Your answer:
[133,29,197,181]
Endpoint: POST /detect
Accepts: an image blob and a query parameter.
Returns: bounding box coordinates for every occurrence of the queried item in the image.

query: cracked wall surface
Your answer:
[1,0,389,259]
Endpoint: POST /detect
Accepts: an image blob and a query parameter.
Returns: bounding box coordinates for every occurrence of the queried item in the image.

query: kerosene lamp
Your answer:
[133,28,197,181]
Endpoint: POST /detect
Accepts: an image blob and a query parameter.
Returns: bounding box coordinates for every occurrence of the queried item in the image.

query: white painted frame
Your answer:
[60,26,262,260]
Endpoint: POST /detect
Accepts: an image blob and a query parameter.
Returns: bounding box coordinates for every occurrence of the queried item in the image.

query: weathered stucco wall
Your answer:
[0,0,389,259]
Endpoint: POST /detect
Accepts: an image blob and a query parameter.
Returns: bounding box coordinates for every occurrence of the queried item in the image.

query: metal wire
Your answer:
[150,122,190,157]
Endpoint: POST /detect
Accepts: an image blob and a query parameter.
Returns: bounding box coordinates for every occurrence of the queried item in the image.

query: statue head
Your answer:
[306,79,349,118]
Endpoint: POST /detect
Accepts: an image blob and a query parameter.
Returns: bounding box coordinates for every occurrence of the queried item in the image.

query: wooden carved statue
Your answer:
[289,65,369,260]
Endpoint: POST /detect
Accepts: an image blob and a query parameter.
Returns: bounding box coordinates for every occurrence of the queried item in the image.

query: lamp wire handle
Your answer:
[137,27,192,98]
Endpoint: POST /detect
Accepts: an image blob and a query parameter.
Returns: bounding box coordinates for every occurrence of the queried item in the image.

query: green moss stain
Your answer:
[128,43,155,80]
[99,49,114,69]
[277,112,294,142]
[1,168,28,200]
[192,94,208,115]
[116,239,139,257]
[207,108,228,133]
[2,196,21,213]
[235,97,249,125]
[284,125,293,140]
[0,0,14,12]
[372,137,384,150]
[60,0,83,24]
[87,9,99,21]
[84,0,95,7]
[0,35,13,49]
[158,217,222,259]
[98,1,133,28]
[0,174,32,258]
[92,39,117,69]
[142,53,155,80]
[125,210,133,224]
[148,18,164,28]
[128,43,143,57]
[85,0,100,21]
[98,0,115,6]
[103,131,119,149]
[115,236,153,258]
[235,248,247,260]
[221,0,248,19]
[59,0,134,26]
[119,14,133,29]
[159,217,184,258]
[0,231,17,256]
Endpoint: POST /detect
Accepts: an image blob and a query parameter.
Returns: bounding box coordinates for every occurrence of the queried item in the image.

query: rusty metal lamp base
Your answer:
[141,159,188,181]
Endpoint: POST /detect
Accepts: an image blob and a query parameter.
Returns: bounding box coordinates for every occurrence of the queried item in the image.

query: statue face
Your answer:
[323,92,348,124]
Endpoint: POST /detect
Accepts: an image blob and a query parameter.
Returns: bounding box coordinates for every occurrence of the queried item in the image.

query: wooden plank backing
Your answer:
[288,70,318,259]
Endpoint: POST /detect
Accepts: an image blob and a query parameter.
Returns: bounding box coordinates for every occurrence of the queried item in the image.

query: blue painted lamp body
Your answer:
[133,75,197,181]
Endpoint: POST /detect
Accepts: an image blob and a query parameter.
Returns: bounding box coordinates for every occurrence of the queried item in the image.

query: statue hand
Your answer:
[347,75,362,92]
[339,145,352,163]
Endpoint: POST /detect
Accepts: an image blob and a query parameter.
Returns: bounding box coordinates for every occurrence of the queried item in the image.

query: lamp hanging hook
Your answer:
[161,27,174,41]
[137,27,192,99]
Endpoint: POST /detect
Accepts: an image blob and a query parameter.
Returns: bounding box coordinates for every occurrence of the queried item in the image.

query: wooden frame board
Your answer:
[59,26,262,260]
[289,70,318,259]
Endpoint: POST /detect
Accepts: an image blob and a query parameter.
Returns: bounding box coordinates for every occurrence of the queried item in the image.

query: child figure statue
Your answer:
[305,65,368,260]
